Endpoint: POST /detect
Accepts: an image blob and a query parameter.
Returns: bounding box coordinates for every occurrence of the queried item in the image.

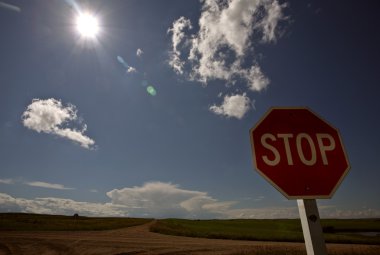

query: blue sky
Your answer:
[0,0,379,219]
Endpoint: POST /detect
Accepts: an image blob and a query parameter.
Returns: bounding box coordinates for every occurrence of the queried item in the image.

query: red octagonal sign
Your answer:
[250,107,350,199]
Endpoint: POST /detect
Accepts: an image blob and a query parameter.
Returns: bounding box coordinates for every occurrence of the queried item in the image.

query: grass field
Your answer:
[0,213,152,231]
[2,213,379,245]
[150,218,380,245]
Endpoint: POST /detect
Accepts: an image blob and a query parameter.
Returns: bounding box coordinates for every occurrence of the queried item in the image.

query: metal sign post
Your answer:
[297,199,327,255]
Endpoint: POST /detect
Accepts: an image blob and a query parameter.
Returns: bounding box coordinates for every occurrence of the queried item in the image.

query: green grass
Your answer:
[2,213,379,245]
[0,213,152,231]
[150,218,380,245]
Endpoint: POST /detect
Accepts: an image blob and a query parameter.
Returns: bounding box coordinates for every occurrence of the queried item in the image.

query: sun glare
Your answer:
[76,13,99,38]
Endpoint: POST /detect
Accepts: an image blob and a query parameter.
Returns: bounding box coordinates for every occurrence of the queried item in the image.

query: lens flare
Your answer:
[116,54,157,97]
[117,56,129,69]
[147,86,157,96]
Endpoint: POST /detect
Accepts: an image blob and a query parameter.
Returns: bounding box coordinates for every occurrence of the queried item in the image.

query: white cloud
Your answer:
[260,0,285,42]
[22,98,95,149]
[226,207,299,219]
[107,182,222,218]
[0,178,15,184]
[25,181,74,190]
[210,93,251,119]
[244,65,270,91]
[167,16,192,75]
[127,66,137,73]
[136,48,144,57]
[318,206,380,219]
[168,0,285,91]
[0,178,75,191]
[0,193,129,217]
[1,182,380,219]
[225,206,380,219]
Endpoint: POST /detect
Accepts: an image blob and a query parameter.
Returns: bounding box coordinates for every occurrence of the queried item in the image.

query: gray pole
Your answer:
[297,199,327,255]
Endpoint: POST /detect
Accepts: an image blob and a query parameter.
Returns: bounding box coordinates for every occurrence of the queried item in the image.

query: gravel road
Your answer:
[0,221,379,254]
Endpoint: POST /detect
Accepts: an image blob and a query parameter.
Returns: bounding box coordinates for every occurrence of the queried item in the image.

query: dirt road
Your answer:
[0,221,379,254]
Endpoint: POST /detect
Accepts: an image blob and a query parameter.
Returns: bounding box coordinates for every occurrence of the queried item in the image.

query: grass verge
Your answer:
[150,218,380,245]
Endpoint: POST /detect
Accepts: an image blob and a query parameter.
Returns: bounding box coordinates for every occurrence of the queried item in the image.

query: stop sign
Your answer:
[250,107,350,199]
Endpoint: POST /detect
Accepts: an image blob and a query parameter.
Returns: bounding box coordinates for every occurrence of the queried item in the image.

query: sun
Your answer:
[76,13,99,39]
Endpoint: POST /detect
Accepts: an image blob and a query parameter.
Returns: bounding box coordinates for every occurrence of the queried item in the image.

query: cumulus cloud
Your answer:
[167,0,286,119]
[168,16,192,75]
[260,0,285,42]
[107,182,232,218]
[210,93,251,119]
[136,48,144,57]
[0,182,238,218]
[22,98,95,149]
[1,182,380,219]
[25,181,74,190]
[168,0,284,90]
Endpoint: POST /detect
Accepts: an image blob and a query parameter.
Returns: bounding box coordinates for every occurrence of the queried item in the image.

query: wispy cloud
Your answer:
[0,178,15,184]
[168,0,286,119]
[210,93,251,119]
[25,181,75,190]
[254,196,265,202]
[318,205,380,219]
[0,178,74,191]
[226,207,299,219]
[0,1,21,12]
[22,98,95,149]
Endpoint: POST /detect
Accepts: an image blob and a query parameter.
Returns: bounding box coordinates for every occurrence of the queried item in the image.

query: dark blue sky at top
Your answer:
[0,0,379,217]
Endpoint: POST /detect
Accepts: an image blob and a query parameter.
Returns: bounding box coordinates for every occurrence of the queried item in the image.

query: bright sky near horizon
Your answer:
[0,0,379,219]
